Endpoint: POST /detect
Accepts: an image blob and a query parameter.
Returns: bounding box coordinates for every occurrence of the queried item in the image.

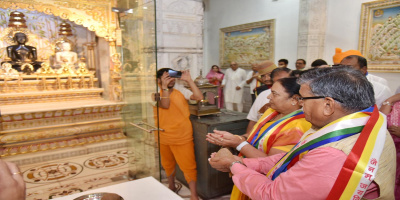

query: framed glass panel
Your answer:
[116,0,160,180]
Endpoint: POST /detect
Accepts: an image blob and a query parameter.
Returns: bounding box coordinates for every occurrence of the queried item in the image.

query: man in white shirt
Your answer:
[246,64,262,104]
[340,55,392,108]
[221,61,247,112]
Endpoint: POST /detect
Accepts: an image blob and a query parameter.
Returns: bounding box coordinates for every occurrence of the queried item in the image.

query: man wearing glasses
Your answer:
[209,66,395,199]
[295,59,306,70]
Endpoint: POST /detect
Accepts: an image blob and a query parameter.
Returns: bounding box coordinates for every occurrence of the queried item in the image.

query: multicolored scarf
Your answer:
[232,108,309,200]
[266,105,386,199]
[245,108,305,155]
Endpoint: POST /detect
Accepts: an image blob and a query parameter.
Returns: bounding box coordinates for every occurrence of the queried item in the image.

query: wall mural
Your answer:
[219,19,275,70]
[359,0,400,72]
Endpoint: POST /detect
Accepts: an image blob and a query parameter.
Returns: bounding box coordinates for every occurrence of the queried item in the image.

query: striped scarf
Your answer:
[245,108,305,155]
[266,105,386,199]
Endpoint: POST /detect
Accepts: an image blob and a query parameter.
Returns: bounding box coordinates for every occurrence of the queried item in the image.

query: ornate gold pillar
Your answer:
[84,42,97,72]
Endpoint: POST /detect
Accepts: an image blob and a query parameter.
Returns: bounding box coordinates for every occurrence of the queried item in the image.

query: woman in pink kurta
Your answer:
[380,92,400,200]
[206,65,224,108]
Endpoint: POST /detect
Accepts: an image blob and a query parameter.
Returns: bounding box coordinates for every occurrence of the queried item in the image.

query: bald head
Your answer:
[230,62,238,70]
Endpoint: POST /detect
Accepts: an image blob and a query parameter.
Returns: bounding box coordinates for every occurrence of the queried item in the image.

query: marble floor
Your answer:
[162,181,231,200]
[4,138,231,200]
[20,147,131,200]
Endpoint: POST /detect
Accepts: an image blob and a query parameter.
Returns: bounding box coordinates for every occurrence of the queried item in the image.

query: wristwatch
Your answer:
[230,160,245,171]
[162,88,169,91]
[382,101,392,106]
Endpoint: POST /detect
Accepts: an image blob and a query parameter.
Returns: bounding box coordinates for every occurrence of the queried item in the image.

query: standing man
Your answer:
[278,59,288,68]
[333,48,389,85]
[246,64,263,104]
[156,68,203,200]
[221,61,247,112]
[340,55,392,108]
[295,59,306,70]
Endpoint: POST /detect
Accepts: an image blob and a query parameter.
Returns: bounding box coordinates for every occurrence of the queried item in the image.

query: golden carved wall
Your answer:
[0,0,125,102]
[0,0,117,39]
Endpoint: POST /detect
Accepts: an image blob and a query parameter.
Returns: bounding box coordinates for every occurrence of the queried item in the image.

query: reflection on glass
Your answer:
[118,0,160,181]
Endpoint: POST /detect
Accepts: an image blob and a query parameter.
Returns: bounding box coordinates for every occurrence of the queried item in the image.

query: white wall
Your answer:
[204,0,300,71]
[204,0,399,92]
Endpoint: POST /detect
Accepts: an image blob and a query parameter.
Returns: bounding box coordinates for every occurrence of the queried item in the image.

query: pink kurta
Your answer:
[388,101,400,200]
[206,70,224,108]
[231,147,378,200]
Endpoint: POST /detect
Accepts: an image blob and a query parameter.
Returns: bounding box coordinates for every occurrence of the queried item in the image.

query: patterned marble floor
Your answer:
[5,138,230,200]
[162,181,231,200]
[21,147,131,200]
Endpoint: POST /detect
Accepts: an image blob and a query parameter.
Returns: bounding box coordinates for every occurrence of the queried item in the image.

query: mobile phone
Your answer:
[168,69,182,78]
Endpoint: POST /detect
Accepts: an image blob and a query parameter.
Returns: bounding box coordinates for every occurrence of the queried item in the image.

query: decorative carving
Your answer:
[37,62,55,74]
[0,132,125,157]
[1,62,19,75]
[0,0,117,38]
[76,59,90,75]
[0,121,124,143]
[297,0,327,65]
[57,63,75,75]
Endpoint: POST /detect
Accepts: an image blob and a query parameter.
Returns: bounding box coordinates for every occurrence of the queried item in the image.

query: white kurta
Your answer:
[367,73,389,86]
[368,78,392,109]
[247,71,257,94]
[247,89,271,122]
[222,67,247,104]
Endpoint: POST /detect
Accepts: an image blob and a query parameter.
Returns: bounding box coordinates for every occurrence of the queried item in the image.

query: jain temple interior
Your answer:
[0,0,400,200]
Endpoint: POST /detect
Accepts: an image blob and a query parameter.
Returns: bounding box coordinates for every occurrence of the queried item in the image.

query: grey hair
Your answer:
[298,66,375,112]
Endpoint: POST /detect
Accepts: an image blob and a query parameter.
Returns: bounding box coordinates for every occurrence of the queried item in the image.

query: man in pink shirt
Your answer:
[209,66,396,200]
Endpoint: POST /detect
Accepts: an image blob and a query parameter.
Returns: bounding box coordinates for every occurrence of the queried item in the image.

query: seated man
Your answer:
[3,32,41,71]
[209,66,396,199]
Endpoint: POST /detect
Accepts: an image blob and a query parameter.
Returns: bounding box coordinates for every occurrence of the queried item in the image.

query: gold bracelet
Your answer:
[235,135,244,141]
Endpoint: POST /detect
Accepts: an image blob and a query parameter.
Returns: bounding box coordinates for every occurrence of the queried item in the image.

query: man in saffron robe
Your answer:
[156,68,203,200]
[209,66,396,200]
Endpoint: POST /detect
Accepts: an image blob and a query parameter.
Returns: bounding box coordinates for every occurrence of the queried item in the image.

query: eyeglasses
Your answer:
[297,96,343,103]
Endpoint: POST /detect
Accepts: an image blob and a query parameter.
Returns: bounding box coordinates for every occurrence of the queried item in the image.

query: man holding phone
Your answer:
[156,68,203,200]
